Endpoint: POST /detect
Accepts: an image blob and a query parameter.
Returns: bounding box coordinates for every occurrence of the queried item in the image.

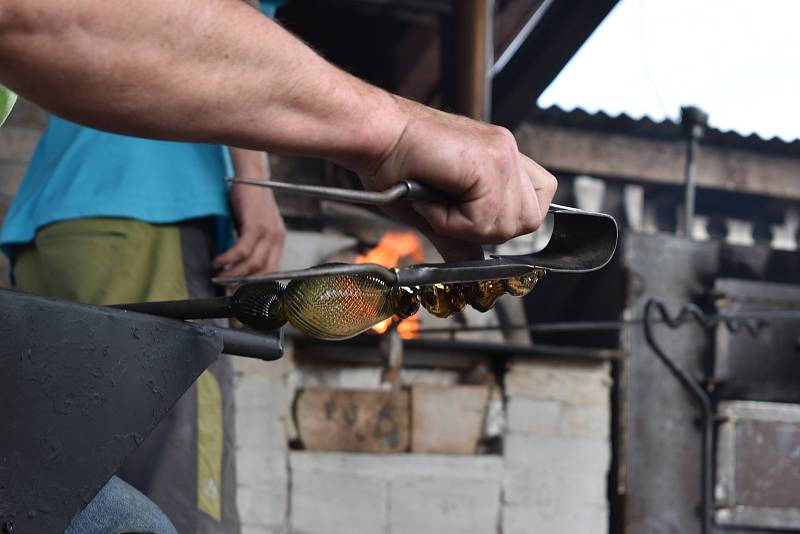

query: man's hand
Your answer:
[362,97,557,261]
[213,149,285,278]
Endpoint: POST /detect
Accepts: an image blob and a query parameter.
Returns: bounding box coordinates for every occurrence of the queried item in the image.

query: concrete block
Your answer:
[238,485,288,530]
[289,452,503,534]
[390,476,501,534]
[290,468,387,534]
[503,503,607,534]
[504,465,607,507]
[242,526,285,534]
[505,361,611,406]
[291,364,383,389]
[506,397,609,440]
[290,451,503,481]
[237,450,287,488]
[410,385,489,454]
[235,374,291,411]
[235,351,291,379]
[237,410,287,451]
[506,398,561,436]
[504,435,610,475]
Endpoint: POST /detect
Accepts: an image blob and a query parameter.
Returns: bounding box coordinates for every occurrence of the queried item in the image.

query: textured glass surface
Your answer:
[464,280,507,312]
[270,271,546,340]
[278,274,401,340]
[420,283,467,318]
[232,282,286,331]
[503,270,546,297]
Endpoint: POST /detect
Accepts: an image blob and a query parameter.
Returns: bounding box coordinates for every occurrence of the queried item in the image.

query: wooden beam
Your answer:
[517,123,800,200]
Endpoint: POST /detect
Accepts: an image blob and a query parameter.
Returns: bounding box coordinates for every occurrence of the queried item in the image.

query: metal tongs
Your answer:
[216,177,618,286]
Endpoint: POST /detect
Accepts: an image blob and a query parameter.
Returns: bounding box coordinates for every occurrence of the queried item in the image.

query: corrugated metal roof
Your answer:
[530,106,800,158]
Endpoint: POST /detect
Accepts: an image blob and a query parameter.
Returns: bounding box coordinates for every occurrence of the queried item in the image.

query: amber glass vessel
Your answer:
[274,274,419,340]
[270,270,545,340]
[502,270,546,296]
[419,283,467,318]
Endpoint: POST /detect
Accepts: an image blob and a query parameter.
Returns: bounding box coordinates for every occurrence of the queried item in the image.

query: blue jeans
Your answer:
[65,477,177,534]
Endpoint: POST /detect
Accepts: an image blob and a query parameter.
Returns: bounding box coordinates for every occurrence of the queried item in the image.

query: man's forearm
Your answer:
[0,0,403,173]
[0,0,558,259]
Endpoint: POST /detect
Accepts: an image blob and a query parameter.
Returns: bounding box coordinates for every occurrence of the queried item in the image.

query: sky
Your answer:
[537,0,800,142]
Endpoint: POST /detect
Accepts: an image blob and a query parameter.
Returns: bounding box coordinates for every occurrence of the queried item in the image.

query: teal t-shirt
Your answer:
[0,116,234,255]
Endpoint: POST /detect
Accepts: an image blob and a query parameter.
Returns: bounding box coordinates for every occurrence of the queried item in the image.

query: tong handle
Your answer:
[402,180,452,204]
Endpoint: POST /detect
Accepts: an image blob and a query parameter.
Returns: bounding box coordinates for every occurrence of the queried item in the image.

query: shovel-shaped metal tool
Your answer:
[216,177,618,286]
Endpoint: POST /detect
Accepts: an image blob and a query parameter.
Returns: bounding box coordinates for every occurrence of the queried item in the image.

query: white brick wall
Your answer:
[234,352,612,534]
[289,452,503,534]
[234,354,293,533]
[502,360,611,534]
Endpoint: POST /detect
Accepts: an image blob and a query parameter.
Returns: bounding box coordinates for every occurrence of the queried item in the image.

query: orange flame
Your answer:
[355,231,423,339]
[354,231,425,266]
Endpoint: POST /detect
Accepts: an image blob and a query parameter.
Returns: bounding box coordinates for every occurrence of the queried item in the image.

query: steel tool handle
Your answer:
[401,180,452,203]
[226,177,451,205]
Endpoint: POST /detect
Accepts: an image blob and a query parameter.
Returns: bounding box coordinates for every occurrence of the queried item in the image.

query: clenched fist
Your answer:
[362,97,557,261]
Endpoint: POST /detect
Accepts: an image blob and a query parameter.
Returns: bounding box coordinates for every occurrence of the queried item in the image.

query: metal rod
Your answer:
[410,308,796,335]
[228,176,577,212]
[642,299,715,534]
[681,106,708,238]
[112,296,232,319]
[214,262,399,286]
[684,137,698,237]
[490,0,555,77]
[406,337,623,362]
[227,177,411,205]
[291,330,623,362]
[216,326,283,361]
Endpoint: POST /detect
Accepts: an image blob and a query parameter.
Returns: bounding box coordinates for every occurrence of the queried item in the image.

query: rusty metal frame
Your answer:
[715,401,800,529]
[641,298,771,534]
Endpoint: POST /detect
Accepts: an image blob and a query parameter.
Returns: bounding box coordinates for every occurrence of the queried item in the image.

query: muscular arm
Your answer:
[0,0,398,173]
[0,0,556,260]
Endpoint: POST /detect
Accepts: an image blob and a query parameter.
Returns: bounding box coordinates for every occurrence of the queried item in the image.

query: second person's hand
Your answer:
[213,149,286,278]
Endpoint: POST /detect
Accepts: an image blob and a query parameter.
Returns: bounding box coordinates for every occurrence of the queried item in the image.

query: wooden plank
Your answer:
[517,122,800,200]
[410,385,490,454]
[296,388,409,453]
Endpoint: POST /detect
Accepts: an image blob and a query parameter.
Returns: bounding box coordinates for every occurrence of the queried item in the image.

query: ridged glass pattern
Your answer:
[277,274,402,340]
